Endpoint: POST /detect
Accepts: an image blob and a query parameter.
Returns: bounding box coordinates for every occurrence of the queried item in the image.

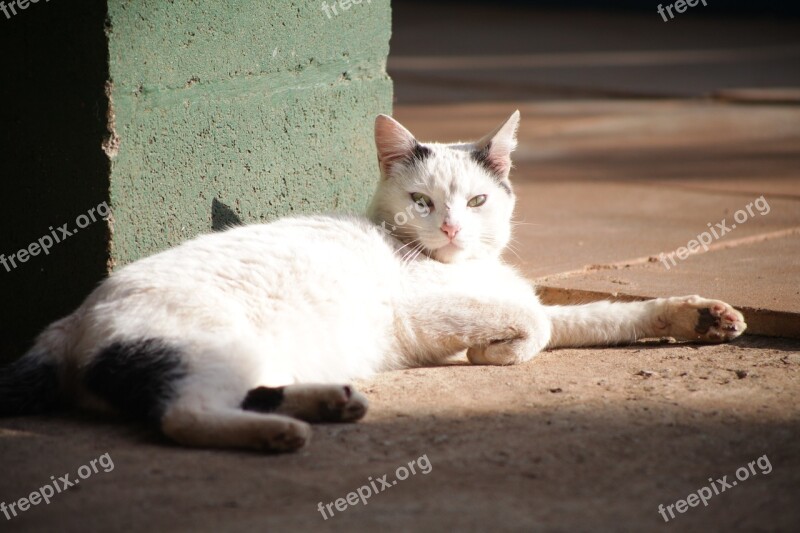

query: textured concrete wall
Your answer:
[1,0,392,359]
[106,0,393,265]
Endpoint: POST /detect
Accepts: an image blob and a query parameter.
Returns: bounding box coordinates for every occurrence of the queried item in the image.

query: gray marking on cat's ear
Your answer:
[472,143,513,195]
[412,142,432,163]
[472,110,520,182]
[375,114,425,177]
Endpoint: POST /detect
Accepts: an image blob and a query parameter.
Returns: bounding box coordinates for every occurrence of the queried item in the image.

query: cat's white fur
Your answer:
[21,112,746,452]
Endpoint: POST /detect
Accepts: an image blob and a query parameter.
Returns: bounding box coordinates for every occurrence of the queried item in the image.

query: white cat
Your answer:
[0,112,746,452]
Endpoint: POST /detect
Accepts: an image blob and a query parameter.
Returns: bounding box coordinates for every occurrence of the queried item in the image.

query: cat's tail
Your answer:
[0,318,71,416]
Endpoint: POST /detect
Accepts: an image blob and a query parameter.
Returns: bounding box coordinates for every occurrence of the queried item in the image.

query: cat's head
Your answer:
[367,111,520,263]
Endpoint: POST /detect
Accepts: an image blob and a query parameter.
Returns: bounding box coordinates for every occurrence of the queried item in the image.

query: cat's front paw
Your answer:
[467,337,539,366]
[663,295,746,343]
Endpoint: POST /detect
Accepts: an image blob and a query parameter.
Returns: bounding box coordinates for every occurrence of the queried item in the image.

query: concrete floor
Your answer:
[2,337,799,532]
[2,4,799,533]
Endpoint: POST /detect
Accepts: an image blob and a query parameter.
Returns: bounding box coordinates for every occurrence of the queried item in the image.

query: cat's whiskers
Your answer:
[401,242,426,266]
[408,246,426,265]
[398,239,420,259]
[395,238,422,256]
[505,244,523,262]
[403,241,425,261]
[504,236,524,262]
[409,244,429,265]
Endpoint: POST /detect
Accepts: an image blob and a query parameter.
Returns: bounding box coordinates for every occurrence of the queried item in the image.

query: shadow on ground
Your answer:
[2,336,798,532]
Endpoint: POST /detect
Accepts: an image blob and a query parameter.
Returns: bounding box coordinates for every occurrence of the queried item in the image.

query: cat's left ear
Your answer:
[374,114,430,178]
[473,110,520,180]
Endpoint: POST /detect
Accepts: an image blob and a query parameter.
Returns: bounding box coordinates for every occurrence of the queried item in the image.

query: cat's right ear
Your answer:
[473,110,520,181]
[374,115,427,178]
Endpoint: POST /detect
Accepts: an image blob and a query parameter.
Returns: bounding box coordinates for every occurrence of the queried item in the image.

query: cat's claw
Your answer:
[665,295,747,343]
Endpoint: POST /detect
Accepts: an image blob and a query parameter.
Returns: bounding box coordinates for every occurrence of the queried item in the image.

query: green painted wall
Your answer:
[106,0,393,265]
[1,0,392,360]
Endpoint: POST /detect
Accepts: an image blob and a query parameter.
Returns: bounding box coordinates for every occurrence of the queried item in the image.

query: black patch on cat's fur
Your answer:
[241,386,285,412]
[212,198,244,232]
[84,339,187,423]
[410,142,432,164]
[694,308,718,334]
[0,351,60,416]
[472,143,513,195]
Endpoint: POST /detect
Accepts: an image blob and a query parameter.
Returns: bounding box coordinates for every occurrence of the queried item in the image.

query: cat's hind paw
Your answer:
[259,418,312,453]
[279,384,368,423]
[664,295,747,343]
[316,385,369,423]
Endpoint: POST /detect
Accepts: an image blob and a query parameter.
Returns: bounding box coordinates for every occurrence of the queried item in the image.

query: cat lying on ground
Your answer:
[0,111,746,452]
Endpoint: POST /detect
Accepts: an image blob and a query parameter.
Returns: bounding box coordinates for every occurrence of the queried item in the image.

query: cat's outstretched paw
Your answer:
[663,295,747,343]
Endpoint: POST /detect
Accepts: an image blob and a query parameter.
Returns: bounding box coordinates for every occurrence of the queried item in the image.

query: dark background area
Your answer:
[432,0,800,15]
[389,1,800,104]
[0,0,110,362]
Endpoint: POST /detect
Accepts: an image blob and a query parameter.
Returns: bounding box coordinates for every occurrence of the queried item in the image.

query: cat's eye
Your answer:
[410,192,434,209]
[467,195,487,208]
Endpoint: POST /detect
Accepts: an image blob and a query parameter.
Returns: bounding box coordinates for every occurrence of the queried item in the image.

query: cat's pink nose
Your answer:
[440,222,461,240]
